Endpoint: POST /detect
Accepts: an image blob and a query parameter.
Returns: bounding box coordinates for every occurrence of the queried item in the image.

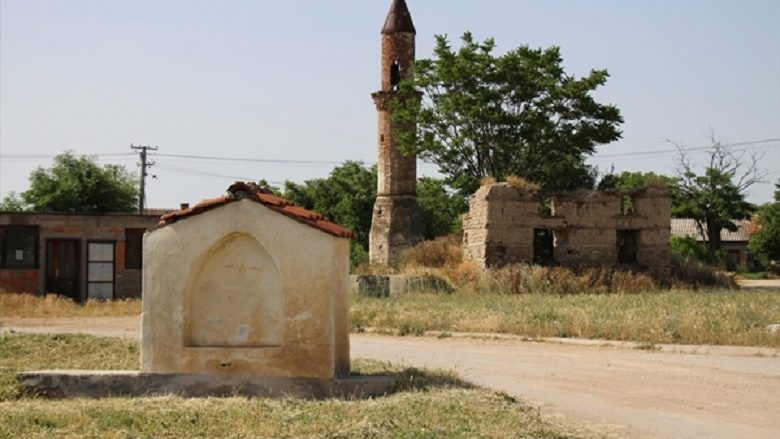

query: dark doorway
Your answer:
[726,250,740,271]
[617,230,639,264]
[533,229,556,266]
[46,239,80,301]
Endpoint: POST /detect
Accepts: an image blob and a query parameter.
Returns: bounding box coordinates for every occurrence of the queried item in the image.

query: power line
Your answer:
[151,153,346,166]
[592,138,780,160]
[0,152,135,160]
[155,163,285,186]
[1,137,778,166]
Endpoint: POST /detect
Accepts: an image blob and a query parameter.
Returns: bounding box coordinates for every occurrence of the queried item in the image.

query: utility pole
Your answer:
[131,144,158,214]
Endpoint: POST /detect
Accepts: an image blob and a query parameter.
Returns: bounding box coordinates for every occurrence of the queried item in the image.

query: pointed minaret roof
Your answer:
[382,0,416,34]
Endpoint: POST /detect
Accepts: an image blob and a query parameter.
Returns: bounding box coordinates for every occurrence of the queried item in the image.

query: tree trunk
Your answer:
[706,219,722,260]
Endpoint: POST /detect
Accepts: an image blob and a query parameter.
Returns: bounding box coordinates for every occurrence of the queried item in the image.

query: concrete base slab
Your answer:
[17,371,397,400]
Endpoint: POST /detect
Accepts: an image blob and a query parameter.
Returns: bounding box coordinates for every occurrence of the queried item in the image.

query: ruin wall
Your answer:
[463,183,671,278]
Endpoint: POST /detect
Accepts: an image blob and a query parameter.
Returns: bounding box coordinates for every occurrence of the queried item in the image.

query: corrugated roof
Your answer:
[157,182,354,239]
[382,0,416,34]
[671,218,752,242]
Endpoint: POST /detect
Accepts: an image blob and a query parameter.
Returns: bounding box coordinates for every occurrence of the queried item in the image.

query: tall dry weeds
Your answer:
[0,293,141,318]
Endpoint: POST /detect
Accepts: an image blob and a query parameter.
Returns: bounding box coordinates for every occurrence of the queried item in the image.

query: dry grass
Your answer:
[401,234,463,269]
[0,333,620,439]
[351,290,780,347]
[505,175,541,192]
[672,257,737,289]
[0,293,141,318]
[479,175,497,186]
[400,233,735,293]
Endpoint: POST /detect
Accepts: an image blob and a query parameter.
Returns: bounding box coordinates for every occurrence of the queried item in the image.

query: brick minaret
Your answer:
[369,0,424,266]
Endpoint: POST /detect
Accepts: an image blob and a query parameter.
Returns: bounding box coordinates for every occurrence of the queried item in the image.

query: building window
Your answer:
[87,241,115,300]
[0,226,38,268]
[538,196,555,217]
[617,230,639,264]
[125,228,145,270]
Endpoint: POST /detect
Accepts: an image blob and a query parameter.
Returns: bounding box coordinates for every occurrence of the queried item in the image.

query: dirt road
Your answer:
[2,317,779,439]
[736,278,780,291]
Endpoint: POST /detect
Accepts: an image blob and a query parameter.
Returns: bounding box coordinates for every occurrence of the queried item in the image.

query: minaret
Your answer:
[369,0,424,267]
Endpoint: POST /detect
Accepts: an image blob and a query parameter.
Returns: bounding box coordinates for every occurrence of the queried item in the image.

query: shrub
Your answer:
[422,263,659,295]
[671,255,736,289]
[670,236,709,263]
[401,234,463,269]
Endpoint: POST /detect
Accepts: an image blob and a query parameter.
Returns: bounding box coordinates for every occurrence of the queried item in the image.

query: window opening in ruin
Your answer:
[390,61,401,90]
[533,229,556,266]
[0,226,38,269]
[125,228,145,270]
[538,197,555,217]
[621,195,635,215]
[617,230,639,264]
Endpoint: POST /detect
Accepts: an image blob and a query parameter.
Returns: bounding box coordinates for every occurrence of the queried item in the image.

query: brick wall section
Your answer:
[369,12,424,266]
[0,212,160,300]
[463,184,672,278]
[0,269,38,294]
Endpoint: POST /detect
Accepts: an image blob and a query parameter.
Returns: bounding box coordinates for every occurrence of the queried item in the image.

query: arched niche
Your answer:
[185,232,283,348]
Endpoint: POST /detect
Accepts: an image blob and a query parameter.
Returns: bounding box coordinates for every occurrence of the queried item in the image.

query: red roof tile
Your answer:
[157,182,354,239]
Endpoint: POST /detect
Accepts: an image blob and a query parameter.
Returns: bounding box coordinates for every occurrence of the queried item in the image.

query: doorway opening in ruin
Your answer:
[617,230,639,263]
[533,229,556,266]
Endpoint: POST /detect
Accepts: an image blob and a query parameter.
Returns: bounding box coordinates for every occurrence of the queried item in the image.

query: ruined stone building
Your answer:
[369,0,424,266]
[463,183,672,277]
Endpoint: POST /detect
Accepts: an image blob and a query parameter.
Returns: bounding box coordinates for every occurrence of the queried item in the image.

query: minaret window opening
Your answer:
[390,61,401,90]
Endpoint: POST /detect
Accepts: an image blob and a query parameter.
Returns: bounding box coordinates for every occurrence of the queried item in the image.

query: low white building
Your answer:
[142,182,354,380]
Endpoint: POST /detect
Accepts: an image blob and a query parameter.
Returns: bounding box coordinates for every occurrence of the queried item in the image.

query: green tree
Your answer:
[20,152,138,213]
[417,177,468,239]
[0,192,28,211]
[673,135,766,258]
[282,162,378,267]
[749,181,780,272]
[393,32,623,195]
[597,170,676,191]
[281,162,465,266]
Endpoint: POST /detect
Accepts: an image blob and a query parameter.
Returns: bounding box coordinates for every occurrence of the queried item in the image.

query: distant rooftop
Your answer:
[671,218,753,242]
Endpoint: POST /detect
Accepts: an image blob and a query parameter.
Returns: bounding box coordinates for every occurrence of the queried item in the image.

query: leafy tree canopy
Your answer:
[417,177,468,240]
[17,152,138,213]
[749,181,780,272]
[597,170,676,191]
[673,135,766,258]
[280,162,466,267]
[393,32,623,195]
[0,192,27,212]
[283,161,377,252]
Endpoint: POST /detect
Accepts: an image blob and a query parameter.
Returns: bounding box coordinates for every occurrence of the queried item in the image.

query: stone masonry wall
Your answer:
[463,184,671,278]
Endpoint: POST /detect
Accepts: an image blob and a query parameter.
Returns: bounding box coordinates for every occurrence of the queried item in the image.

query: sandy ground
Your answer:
[2,316,779,439]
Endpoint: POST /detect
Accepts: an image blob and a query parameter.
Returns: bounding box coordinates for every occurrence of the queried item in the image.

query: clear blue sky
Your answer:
[2,0,779,208]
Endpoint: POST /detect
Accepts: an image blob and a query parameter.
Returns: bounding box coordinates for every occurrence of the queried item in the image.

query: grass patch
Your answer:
[0,294,141,318]
[351,290,780,347]
[0,333,138,400]
[0,333,617,439]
